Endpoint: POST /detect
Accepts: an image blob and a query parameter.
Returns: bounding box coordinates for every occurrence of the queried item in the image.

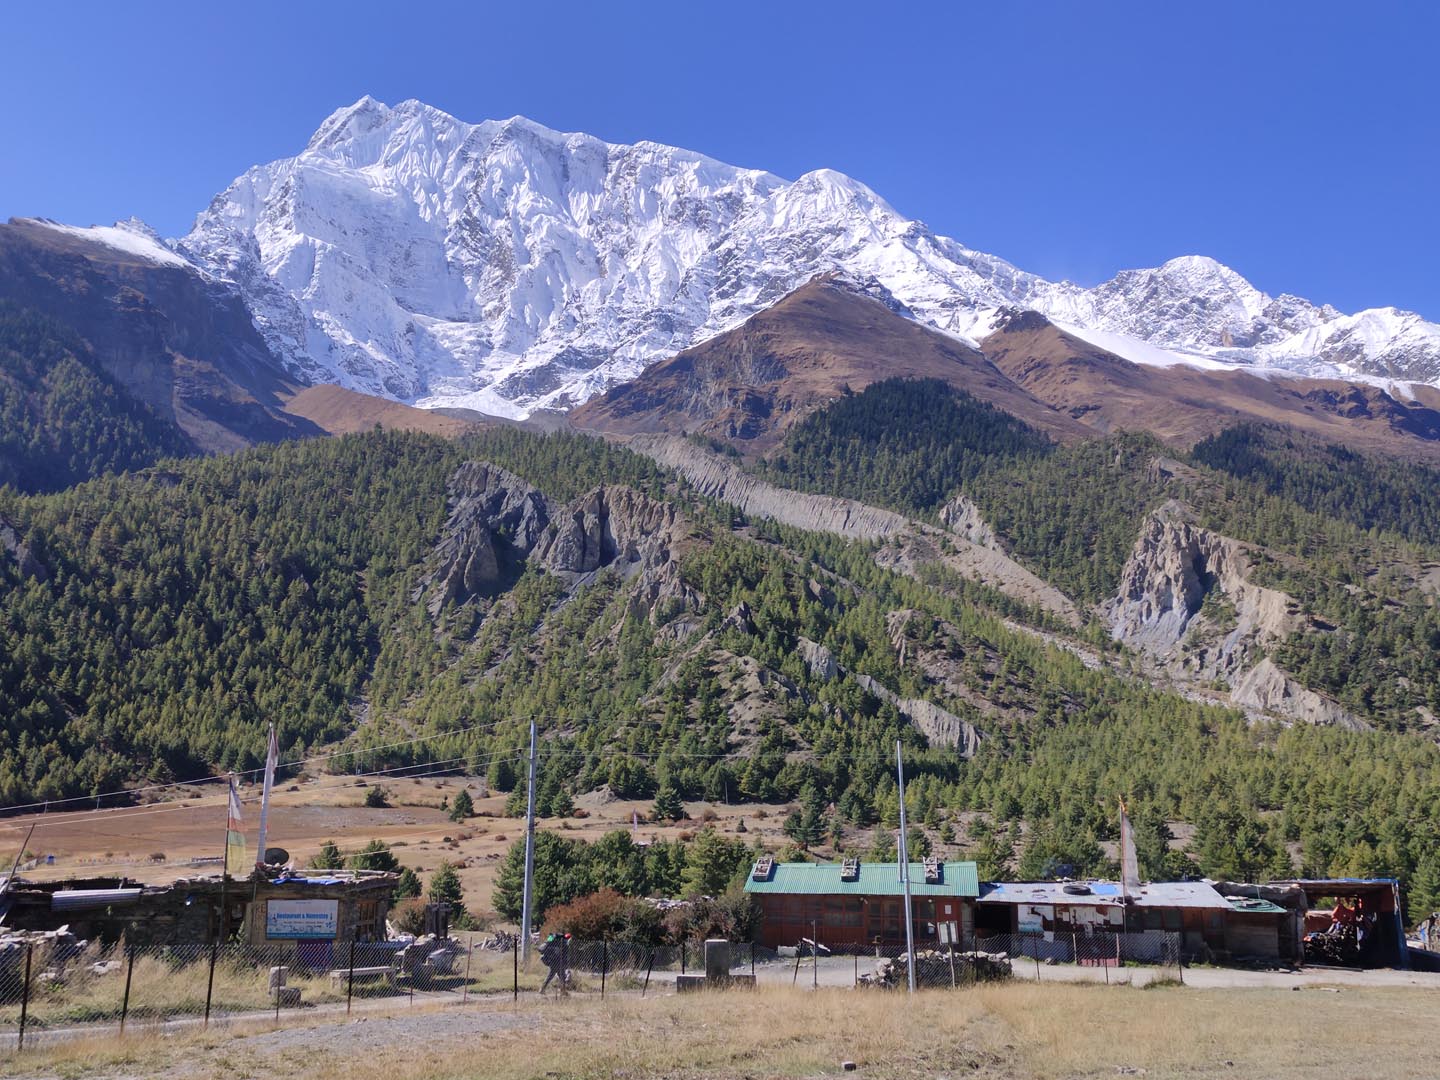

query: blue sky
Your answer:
[3,0,1435,317]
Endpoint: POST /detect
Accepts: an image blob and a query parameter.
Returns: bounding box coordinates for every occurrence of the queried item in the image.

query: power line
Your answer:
[0,711,804,838]
[0,715,521,815]
[0,710,788,816]
[0,750,525,836]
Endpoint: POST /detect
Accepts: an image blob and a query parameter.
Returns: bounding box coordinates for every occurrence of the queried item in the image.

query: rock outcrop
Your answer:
[0,515,47,582]
[632,433,1080,623]
[532,485,702,626]
[1104,500,1362,728]
[795,634,981,757]
[422,462,550,615]
[631,434,911,541]
[1105,500,1300,669]
[938,494,1000,550]
[1230,659,1367,731]
[533,486,685,573]
[874,531,1081,625]
[853,673,982,758]
[422,466,705,629]
[797,637,839,682]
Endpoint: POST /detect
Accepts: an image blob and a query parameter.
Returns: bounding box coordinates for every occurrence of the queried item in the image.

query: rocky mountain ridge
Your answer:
[36,95,1430,419]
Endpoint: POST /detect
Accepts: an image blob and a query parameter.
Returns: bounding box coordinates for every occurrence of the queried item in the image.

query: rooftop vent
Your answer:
[840,857,860,882]
[923,857,942,884]
[751,856,775,882]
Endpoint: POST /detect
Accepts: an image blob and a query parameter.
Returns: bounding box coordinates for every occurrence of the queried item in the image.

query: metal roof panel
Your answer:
[744,861,979,897]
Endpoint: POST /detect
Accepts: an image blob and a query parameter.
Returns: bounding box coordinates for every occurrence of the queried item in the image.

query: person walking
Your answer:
[539,933,571,995]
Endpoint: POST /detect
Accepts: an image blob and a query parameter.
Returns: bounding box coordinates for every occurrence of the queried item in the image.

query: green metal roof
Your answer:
[744,861,980,898]
[1225,896,1288,915]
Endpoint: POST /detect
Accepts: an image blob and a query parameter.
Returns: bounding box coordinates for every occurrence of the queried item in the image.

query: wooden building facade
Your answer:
[743,859,981,951]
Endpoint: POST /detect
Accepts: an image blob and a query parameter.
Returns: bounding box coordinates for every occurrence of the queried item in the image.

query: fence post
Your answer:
[680,940,686,975]
[1033,933,1041,983]
[462,942,472,1006]
[750,943,755,981]
[203,941,218,1028]
[119,945,135,1034]
[346,939,357,1016]
[601,939,608,999]
[512,940,518,1002]
[812,922,818,990]
[642,947,654,997]
[17,944,32,1052]
[854,952,859,987]
[948,939,956,989]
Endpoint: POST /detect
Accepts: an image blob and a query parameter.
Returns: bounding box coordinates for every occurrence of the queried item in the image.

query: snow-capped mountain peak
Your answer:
[175,97,1440,416]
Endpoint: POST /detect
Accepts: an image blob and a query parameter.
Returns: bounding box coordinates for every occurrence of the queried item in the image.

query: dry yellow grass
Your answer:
[4,777,797,924]
[6,981,1438,1080]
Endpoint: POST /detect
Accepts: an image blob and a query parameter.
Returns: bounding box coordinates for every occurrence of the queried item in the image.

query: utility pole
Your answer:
[520,719,538,967]
[896,740,916,993]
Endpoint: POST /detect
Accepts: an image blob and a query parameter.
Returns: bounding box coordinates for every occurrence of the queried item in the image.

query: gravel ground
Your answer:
[13,1003,541,1080]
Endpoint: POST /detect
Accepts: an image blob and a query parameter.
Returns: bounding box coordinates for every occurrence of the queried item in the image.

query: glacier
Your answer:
[156,96,1440,417]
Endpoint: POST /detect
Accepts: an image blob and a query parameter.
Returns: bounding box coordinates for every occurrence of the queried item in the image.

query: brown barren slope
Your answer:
[982,311,1440,461]
[280,384,482,437]
[0,218,322,453]
[571,276,1091,453]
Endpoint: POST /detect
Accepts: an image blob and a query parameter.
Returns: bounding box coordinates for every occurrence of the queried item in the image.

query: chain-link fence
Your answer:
[0,929,1182,1051]
[771,930,1183,990]
[0,934,774,1051]
[975,930,1182,974]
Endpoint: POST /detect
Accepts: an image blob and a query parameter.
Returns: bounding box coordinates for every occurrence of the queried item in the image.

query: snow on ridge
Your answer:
[30,218,194,269]
[171,97,1440,415]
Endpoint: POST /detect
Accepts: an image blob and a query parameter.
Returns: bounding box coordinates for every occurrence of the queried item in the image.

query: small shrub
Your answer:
[542,889,665,945]
[392,898,427,936]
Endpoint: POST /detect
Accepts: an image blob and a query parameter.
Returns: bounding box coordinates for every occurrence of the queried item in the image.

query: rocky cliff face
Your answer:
[938,493,1000,550]
[532,485,702,625]
[1105,500,1299,665]
[422,462,701,627]
[1231,659,1368,731]
[422,462,549,615]
[1104,500,1360,727]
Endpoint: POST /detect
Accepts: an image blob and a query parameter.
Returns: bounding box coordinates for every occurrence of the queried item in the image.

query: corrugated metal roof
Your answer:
[978,881,1123,907]
[51,888,142,911]
[1131,882,1235,911]
[744,861,979,898]
[978,880,1239,911]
